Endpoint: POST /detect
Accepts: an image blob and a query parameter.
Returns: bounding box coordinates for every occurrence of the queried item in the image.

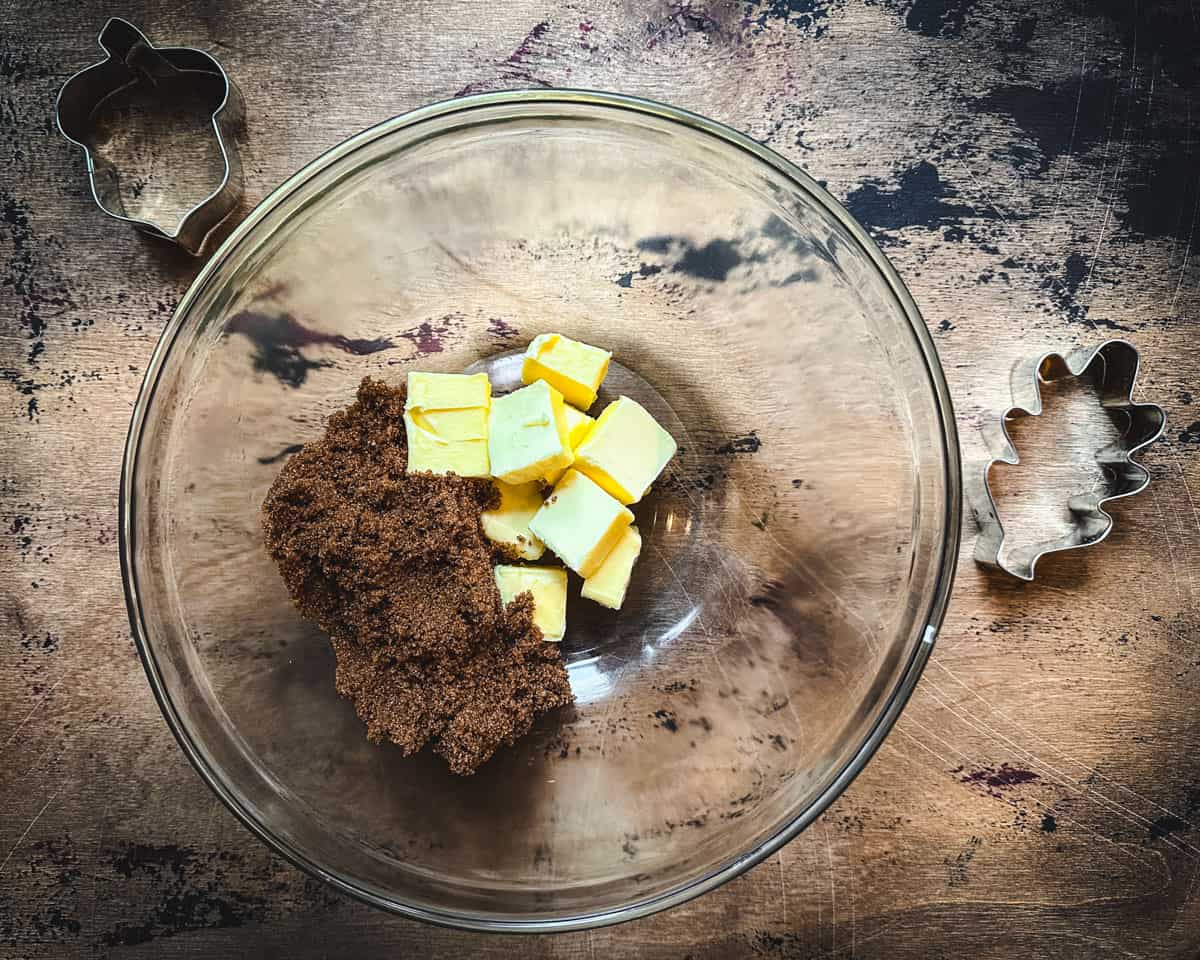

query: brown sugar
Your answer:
[261,377,573,775]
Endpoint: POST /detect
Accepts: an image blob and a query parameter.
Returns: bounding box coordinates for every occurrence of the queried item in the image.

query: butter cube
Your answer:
[563,403,597,448]
[521,333,612,410]
[544,404,596,486]
[529,469,634,578]
[404,372,491,477]
[581,525,642,610]
[408,371,490,410]
[488,380,573,485]
[495,565,568,642]
[481,481,546,560]
[574,396,677,504]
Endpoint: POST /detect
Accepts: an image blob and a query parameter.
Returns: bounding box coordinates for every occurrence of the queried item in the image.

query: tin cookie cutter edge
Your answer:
[970,338,1166,582]
[55,17,244,256]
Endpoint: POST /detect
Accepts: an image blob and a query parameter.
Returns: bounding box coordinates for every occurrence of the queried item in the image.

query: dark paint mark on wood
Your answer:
[1148,814,1189,842]
[1179,421,1200,444]
[1122,149,1200,252]
[647,1,722,48]
[975,75,1120,176]
[1,189,75,409]
[508,20,551,65]
[487,316,520,340]
[956,763,1039,796]
[1041,251,1133,328]
[1007,14,1037,48]
[745,0,839,38]
[18,632,58,653]
[399,320,453,355]
[658,679,696,694]
[844,161,1001,238]
[111,842,193,879]
[896,0,980,38]
[455,20,554,95]
[944,835,981,886]
[105,842,265,946]
[1081,0,1200,89]
[716,430,761,454]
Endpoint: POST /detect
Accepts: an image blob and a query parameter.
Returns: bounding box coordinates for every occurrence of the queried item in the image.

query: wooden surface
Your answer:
[2,1,1199,957]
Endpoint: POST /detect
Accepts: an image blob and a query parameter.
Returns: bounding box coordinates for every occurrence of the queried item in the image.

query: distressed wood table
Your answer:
[2,1,1199,957]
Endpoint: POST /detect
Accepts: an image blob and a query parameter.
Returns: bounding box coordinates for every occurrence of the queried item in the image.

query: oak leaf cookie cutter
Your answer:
[970,339,1165,581]
[55,18,244,256]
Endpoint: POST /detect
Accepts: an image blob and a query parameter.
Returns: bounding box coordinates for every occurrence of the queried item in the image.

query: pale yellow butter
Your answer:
[488,380,573,485]
[563,403,596,448]
[521,333,612,410]
[481,480,546,560]
[408,371,491,410]
[574,396,677,504]
[404,371,491,477]
[581,525,642,610]
[408,405,488,441]
[495,564,567,642]
[544,404,596,486]
[529,468,634,578]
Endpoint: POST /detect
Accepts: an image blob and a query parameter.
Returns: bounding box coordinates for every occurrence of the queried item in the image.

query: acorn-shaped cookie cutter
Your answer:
[971,339,1166,581]
[55,18,244,256]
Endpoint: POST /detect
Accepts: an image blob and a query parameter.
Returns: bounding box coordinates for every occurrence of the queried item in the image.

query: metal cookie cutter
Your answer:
[971,339,1166,581]
[55,18,244,256]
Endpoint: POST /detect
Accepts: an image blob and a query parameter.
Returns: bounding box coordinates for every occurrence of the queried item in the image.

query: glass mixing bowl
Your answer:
[121,90,960,931]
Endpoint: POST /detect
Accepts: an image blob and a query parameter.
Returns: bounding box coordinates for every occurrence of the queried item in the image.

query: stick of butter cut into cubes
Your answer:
[573,396,678,505]
[521,333,612,410]
[544,404,595,486]
[488,379,574,485]
[403,333,677,642]
[403,371,492,477]
[581,525,642,610]
[480,481,545,561]
[528,468,634,578]
[495,565,567,642]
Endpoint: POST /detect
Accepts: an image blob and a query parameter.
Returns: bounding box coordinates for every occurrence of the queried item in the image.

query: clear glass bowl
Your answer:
[121,91,960,931]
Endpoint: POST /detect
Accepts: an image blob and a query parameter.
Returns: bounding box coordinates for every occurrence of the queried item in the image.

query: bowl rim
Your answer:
[120,87,962,934]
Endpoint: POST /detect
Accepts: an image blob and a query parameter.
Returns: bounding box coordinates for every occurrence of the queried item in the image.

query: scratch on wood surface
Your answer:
[777,848,788,927]
[919,676,1200,861]
[1049,22,1090,221]
[0,785,63,877]
[823,816,836,954]
[1,668,69,753]
[930,659,1197,827]
[1176,460,1200,536]
[1081,26,1137,301]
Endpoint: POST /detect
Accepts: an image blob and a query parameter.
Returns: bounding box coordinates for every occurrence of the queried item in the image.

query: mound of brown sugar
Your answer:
[261,377,573,775]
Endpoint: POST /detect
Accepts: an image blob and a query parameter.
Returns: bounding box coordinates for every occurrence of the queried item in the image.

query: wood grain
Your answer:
[2,0,1199,957]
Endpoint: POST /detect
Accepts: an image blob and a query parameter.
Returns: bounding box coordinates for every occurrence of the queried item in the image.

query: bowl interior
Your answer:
[125,93,957,928]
